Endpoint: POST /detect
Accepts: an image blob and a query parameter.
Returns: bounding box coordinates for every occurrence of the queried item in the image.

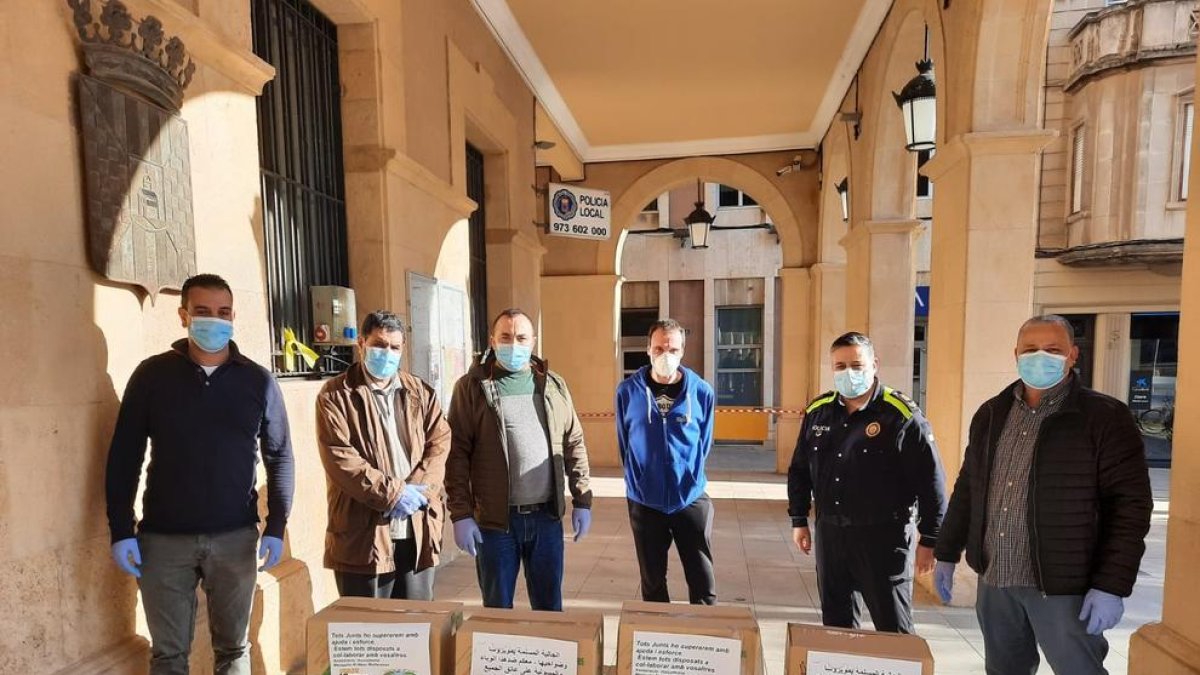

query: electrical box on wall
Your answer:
[311,286,358,346]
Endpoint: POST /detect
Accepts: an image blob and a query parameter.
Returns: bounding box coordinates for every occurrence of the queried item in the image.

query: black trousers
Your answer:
[334,538,436,601]
[814,519,914,633]
[627,495,717,605]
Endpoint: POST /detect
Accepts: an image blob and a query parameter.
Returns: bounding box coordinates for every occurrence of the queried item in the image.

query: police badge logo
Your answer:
[866,422,882,437]
[552,188,578,220]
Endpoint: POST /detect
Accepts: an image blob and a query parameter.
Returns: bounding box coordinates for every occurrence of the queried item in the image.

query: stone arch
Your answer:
[604,156,806,275]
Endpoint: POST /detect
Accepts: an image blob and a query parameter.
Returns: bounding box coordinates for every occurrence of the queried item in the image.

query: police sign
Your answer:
[547,183,611,240]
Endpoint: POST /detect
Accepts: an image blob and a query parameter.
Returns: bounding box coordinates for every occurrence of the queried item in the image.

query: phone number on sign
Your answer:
[551,222,608,237]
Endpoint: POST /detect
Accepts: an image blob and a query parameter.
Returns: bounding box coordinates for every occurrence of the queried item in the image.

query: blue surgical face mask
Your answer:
[188,317,233,353]
[834,367,873,399]
[495,343,533,371]
[1017,350,1068,390]
[364,346,401,380]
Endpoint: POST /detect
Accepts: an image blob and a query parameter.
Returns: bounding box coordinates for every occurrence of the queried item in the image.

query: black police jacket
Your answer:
[787,382,948,546]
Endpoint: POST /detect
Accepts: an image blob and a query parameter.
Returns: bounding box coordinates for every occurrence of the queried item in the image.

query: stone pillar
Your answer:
[763,274,778,409]
[840,220,920,391]
[809,262,847,395]
[775,267,813,473]
[1092,312,1132,400]
[920,130,1055,606]
[484,229,546,321]
[703,277,716,384]
[1128,58,1200,672]
[763,274,778,444]
[541,274,622,467]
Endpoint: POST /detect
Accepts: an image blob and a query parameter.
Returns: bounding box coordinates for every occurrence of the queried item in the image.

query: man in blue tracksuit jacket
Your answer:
[615,318,717,605]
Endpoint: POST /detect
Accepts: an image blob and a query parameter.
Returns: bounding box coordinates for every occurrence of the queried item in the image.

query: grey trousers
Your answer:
[138,526,259,675]
[977,580,1109,675]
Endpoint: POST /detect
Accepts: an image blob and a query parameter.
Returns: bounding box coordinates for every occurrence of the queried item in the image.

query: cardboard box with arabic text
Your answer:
[785,623,934,675]
[454,608,605,675]
[306,597,464,675]
[616,601,763,675]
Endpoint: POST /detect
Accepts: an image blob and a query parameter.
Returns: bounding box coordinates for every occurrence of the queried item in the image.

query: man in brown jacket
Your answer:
[446,308,593,611]
[316,310,451,600]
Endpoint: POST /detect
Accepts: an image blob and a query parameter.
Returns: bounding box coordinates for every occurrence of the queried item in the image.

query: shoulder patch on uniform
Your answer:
[806,391,838,414]
[882,387,915,420]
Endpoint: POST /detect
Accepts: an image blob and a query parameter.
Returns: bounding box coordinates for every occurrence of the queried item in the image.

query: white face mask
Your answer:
[651,352,682,379]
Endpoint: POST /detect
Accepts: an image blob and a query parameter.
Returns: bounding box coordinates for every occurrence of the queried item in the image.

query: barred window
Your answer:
[251,0,351,375]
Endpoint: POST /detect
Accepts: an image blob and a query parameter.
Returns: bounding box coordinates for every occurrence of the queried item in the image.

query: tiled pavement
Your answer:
[433,446,1169,674]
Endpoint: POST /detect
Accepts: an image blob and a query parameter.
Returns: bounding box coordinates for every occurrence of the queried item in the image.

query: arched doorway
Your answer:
[541,154,815,471]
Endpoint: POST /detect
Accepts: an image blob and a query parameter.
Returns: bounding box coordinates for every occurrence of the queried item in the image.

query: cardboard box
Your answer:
[306,597,464,675]
[454,608,605,675]
[617,602,763,675]
[785,623,934,675]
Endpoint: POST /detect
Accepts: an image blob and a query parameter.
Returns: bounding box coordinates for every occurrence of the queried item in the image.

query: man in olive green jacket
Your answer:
[446,308,593,611]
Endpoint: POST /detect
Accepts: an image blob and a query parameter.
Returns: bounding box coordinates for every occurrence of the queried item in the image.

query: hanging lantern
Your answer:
[682,179,715,249]
[683,201,714,249]
[893,58,937,152]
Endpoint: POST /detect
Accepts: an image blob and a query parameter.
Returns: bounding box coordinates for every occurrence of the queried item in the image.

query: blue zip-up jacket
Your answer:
[615,365,715,514]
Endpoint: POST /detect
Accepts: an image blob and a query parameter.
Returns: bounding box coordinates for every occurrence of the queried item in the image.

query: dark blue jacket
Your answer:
[105,339,294,542]
[615,366,715,514]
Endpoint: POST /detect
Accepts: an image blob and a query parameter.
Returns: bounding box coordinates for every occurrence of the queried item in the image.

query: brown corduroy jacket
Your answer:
[445,354,593,531]
[316,364,451,575]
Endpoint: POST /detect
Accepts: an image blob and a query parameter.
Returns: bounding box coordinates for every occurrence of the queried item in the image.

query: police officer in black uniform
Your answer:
[788,332,947,633]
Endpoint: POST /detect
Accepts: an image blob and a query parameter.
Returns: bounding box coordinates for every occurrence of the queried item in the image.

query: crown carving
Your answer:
[67,0,195,112]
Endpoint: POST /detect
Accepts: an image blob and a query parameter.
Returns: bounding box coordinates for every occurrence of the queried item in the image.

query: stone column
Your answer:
[920,130,1056,606]
[703,277,716,384]
[809,262,847,395]
[1092,313,1132,400]
[485,229,547,320]
[840,220,920,390]
[541,274,622,467]
[775,267,813,473]
[763,274,778,444]
[1129,58,1200,672]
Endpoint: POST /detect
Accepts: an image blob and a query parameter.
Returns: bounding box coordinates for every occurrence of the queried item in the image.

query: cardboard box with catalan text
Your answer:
[306,597,464,675]
[616,601,763,675]
[454,608,605,675]
[785,623,934,675]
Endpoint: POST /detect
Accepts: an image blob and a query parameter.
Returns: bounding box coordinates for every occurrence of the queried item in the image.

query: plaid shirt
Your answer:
[983,377,1072,587]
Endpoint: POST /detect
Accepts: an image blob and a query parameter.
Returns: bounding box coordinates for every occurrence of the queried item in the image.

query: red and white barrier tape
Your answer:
[577,408,805,419]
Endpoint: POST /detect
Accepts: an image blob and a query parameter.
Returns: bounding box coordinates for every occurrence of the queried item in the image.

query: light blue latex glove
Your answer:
[934,561,955,604]
[1079,588,1124,635]
[111,538,142,578]
[389,484,430,520]
[454,518,483,557]
[258,535,284,571]
[571,507,592,542]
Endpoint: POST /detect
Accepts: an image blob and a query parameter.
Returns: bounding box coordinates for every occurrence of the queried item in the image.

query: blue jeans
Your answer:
[476,507,564,611]
[977,580,1109,675]
[138,526,259,675]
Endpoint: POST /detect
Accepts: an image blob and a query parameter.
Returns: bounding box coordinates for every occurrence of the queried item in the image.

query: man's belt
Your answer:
[511,502,547,514]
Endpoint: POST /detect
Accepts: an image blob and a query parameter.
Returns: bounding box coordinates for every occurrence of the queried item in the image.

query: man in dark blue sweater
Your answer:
[105,274,294,675]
